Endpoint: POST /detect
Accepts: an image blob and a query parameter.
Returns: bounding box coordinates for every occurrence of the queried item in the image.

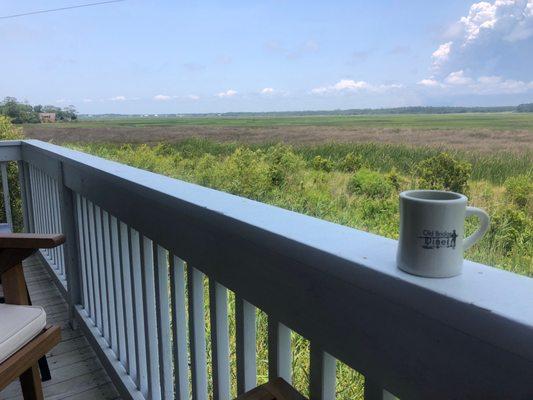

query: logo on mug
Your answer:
[417,229,458,250]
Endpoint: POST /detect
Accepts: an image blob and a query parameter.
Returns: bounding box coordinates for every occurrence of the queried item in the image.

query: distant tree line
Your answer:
[80,104,533,120]
[0,97,77,123]
[516,103,533,112]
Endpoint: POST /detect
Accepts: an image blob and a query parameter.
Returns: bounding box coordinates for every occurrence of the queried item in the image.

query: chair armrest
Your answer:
[0,234,65,249]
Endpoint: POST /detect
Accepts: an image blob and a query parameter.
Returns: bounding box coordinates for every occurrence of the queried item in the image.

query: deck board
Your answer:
[0,255,120,400]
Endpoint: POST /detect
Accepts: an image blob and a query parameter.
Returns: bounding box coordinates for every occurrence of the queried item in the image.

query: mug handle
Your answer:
[463,207,490,251]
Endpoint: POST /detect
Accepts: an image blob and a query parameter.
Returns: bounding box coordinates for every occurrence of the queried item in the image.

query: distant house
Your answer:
[39,113,56,123]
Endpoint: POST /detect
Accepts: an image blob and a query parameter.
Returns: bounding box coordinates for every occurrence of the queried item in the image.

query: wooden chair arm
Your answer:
[0,234,65,249]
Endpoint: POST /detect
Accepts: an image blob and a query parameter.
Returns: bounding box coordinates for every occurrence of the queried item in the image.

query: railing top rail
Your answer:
[5,139,533,398]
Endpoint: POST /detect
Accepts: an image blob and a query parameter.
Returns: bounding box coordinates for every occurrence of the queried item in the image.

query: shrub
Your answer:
[264,144,304,186]
[504,174,532,211]
[386,167,401,191]
[486,207,533,255]
[0,115,24,140]
[415,152,472,193]
[311,155,334,172]
[338,151,364,172]
[347,168,394,198]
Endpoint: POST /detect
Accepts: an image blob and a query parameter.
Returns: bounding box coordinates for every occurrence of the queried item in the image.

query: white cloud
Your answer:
[311,79,402,94]
[417,78,441,87]
[187,94,200,100]
[431,41,452,67]
[153,94,172,101]
[55,98,66,104]
[82,98,93,103]
[110,95,126,101]
[260,87,275,94]
[217,89,237,98]
[416,72,533,94]
[430,0,533,78]
[445,70,474,85]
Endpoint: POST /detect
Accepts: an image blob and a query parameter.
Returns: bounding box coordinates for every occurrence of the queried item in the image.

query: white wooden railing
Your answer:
[0,139,532,400]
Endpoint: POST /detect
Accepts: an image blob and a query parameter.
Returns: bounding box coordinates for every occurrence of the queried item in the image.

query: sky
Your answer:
[1,0,532,113]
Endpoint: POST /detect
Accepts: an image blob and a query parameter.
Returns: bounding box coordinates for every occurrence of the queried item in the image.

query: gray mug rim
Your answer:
[400,189,467,203]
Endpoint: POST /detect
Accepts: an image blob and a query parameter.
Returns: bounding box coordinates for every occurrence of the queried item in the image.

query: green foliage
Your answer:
[504,174,532,211]
[415,152,472,193]
[338,151,364,172]
[347,168,394,199]
[264,144,304,186]
[0,115,24,140]
[487,207,533,255]
[311,155,334,172]
[0,97,77,124]
[0,116,24,231]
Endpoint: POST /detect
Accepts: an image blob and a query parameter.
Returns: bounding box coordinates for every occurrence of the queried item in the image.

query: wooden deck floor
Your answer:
[1,255,120,400]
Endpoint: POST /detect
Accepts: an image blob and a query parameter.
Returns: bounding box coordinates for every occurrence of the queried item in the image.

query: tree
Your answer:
[0,97,39,123]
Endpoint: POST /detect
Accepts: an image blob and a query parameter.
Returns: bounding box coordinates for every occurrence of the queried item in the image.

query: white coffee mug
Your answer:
[396,190,490,278]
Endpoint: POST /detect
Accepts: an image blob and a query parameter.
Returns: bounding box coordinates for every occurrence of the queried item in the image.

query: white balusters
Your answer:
[209,280,231,400]
[236,297,257,395]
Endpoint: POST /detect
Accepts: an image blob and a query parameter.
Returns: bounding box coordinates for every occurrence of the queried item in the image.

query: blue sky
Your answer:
[1,0,532,113]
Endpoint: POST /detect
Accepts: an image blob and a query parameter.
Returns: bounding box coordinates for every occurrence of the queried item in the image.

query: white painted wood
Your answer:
[75,193,89,312]
[119,221,136,378]
[81,196,95,320]
[154,245,173,400]
[236,297,257,395]
[310,345,336,400]
[87,201,102,331]
[111,215,127,365]
[129,228,148,396]
[188,265,208,400]
[94,205,110,342]
[14,140,533,399]
[0,162,12,229]
[141,236,162,400]
[268,317,292,383]
[209,279,231,400]
[170,256,189,400]
[102,210,118,354]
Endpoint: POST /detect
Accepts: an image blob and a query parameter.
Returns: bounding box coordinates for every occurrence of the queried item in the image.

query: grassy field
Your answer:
[11,114,533,398]
[62,112,533,130]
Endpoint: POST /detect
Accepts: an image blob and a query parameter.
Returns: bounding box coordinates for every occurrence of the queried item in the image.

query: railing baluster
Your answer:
[188,265,208,400]
[82,197,95,320]
[364,380,398,400]
[17,161,30,232]
[236,297,257,395]
[209,280,231,400]
[120,221,136,377]
[170,256,189,400]
[154,245,173,400]
[310,345,336,400]
[268,317,292,383]
[58,167,81,326]
[95,206,109,342]
[89,203,102,333]
[75,194,89,312]
[1,162,13,230]
[102,210,117,353]
[111,216,127,364]
[130,228,148,396]
[141,236,161,400]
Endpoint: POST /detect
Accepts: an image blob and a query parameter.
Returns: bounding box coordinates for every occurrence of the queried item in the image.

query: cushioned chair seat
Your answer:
[0,304,46,363]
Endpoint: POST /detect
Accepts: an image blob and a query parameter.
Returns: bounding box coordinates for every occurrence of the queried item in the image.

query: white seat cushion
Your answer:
[0,304,46,363]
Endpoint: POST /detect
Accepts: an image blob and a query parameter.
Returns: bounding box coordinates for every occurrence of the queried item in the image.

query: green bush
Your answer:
[0,116,24,231]
[504,174,532,211]
[415,152,472,193]
[311,155,334,172]
[347,168,394,198]
[338,151,364,172]
[487,207,533,255]
[264,144,304,186]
